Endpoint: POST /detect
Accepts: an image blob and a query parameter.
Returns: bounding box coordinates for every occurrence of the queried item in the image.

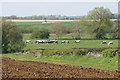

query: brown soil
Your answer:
[2,57,119,79]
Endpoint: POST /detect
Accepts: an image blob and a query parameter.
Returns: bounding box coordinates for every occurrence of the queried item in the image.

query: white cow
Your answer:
[108,41,113,45]
[26,40,30,43]
[75,40,80,43]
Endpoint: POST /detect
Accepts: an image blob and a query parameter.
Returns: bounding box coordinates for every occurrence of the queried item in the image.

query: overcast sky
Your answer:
[0,2,118,17]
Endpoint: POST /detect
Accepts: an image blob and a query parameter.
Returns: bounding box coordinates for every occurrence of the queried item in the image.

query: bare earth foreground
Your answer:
[2,57,119,79]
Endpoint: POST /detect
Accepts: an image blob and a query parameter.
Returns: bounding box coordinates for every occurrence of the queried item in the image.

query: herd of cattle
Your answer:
[25,40,80,44]
[25,40,113,45]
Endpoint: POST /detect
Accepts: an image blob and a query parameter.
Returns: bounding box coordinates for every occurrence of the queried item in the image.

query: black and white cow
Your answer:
[25,40,30,43]
[108,41,113,45]
[34,40,58,44]
[61,40,69,44]
[102,41,107,44]
[49,40,58,44]
[34,40,44,44]
[75,40,80,43]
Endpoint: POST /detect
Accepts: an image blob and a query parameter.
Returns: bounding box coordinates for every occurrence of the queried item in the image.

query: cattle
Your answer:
[34,40,38,43]
[61,40,65,43]
[75,40,80,43]
[49,40,58,44]
[34,40,44,44]
[102,41,107,44]
[108,41,113,45]
[25,40,30,43]
[61,40,69,44]
[34,40,58,44]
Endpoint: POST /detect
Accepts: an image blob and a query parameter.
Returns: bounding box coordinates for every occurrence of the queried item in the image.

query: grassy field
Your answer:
[23,34,118,50]
[2,53,118,71]
[16,22,74,33]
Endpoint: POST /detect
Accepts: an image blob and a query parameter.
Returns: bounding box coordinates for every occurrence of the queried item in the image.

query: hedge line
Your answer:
[29,49,88,56]
[27,47,119,57]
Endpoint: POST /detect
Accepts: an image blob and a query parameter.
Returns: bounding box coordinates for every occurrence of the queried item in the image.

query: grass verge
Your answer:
[2,53,118,71]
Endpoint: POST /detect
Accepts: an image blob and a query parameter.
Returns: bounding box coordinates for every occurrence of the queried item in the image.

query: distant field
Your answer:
[16,22,74,33]
[7,19,119,22]
[7,19,75,22]
[23,34,118,50]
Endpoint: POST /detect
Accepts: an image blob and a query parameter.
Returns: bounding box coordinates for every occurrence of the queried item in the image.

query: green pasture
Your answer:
[23,34,118,50]
[16,22,74,33]
[2,53,118,71]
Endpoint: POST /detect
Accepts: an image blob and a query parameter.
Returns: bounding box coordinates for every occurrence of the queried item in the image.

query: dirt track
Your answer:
[2,57,119,79]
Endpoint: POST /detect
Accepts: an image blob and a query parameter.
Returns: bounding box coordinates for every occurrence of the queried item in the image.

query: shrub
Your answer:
[29,50,43,55]
[102,49,118,57]
[31,28,50,39]
[62,49,72,55]
[74,49,88,56]
[42,50,58,56]
[29,50,37,54]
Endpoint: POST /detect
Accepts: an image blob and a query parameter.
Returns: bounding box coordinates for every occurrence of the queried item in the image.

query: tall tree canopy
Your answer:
[87,7,113,39]
[2,19,25,53]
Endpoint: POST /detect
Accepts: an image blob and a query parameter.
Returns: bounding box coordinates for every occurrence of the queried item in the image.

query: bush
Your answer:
[2,19,25,53]
[29,50,37,54]
[74,49,88,56]
[75,35,81,40]
[29,49,88,56]
[31,28,50,39]
[62,49,72,55]
[42,50,58,56]
[102,49,118,57]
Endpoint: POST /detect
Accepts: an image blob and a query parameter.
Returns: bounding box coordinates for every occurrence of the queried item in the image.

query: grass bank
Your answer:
[2,53,118,71]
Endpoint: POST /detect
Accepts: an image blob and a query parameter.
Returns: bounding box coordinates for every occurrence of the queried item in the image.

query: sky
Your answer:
[0,2,118,17]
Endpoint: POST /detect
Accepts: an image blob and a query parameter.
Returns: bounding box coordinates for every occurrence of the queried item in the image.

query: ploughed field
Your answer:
[2,57,118,78]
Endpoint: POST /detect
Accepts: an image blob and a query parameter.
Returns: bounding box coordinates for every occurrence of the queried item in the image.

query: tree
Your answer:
[71,19,85,40]
[110,20,118,38]
[50,23,66,39]
[2,19,25,53]
[87,7,113,39]
[31,28,50,39]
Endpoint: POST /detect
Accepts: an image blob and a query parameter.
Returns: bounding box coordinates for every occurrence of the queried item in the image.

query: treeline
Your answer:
[2,15,85,20]
[30,7,119,39]
[1,13,117,20]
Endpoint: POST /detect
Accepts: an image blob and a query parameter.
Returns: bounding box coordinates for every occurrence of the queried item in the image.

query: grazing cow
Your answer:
[61,40,69,44]
[25,40,30,43]
[102,41,107,44]
[108,41,113,45]
[35,40,58,44]
[61,40,65,43]
[34,40,44,44]
[50,40,58,44]
[66,40,69,43]
[75,40,80,43]
[34,40,38,43]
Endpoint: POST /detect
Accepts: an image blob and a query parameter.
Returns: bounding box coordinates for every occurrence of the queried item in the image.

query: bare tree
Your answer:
[71,20,83,39]
[50,22,66,39]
